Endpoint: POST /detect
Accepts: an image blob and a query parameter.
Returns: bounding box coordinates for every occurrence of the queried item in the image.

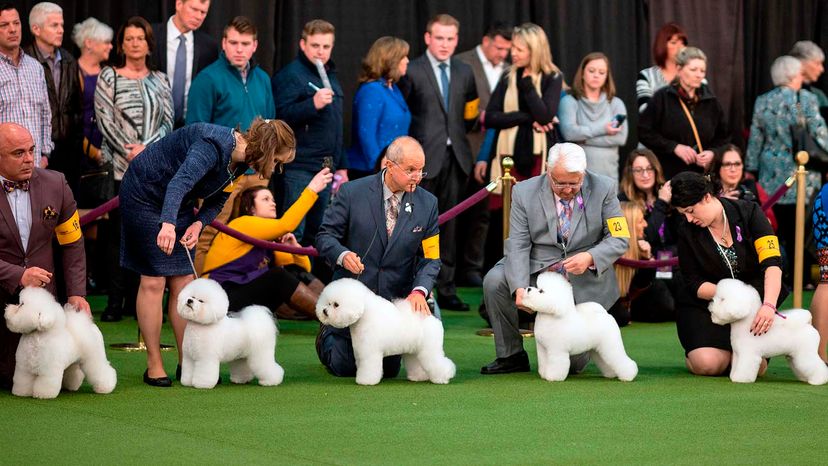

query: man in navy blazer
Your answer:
[315,136,441,377]
[151,0,218,128]
[401,14,478,311]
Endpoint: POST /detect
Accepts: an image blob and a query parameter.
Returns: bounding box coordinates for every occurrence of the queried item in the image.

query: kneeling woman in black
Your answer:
[671,172,785,376]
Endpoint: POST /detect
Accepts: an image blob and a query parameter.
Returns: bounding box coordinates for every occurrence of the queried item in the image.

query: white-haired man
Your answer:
[481,142,629,374]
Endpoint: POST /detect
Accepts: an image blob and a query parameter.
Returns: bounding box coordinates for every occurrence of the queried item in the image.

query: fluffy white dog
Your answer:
[4,287,117,399]
[522,272,638,382]
[316,278,456,385]
[709,279,828,385]
[177,278,284,389]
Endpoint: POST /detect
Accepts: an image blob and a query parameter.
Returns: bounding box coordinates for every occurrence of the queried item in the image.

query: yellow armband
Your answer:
[464,98,480,120]
[754,235,781,262]
[422,234,440,259]
[606,217,630,238]
[55,210,82,245]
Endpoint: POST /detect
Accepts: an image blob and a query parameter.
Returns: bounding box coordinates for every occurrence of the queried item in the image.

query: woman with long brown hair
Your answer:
[119,117,296,387]
[347,36,411,179]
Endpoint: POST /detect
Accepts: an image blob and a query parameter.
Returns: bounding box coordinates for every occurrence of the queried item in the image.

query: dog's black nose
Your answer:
[323,309,328,317]
[187,298,194,306]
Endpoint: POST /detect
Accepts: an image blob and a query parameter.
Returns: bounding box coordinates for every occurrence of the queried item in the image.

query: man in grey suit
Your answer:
[402,14,478,311]
[455,22,512,286]
[315,136,441,377]
[481,143,629,374]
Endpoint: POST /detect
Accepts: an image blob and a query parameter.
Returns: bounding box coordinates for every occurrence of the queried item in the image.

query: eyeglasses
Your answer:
[721,162,743,170]
[391,160,427,180]
[631,167,655,176]
[549,176,583,190]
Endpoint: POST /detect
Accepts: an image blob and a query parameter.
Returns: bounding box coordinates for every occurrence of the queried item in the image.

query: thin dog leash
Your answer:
[182,241,199,279]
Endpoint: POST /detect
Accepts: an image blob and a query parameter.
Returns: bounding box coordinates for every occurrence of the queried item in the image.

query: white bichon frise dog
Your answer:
[316,278,456,386]
[4,287,117,399]
[709,279,828,385]
[177,278,284,389]
[522,272,638,382]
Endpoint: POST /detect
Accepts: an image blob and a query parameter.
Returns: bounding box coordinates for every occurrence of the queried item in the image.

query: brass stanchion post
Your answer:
[501,156,515,241]
[794,150,809,308]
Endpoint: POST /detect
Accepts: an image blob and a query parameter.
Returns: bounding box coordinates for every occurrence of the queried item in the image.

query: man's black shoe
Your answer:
[437,294,470,311]
[480,352,530,374]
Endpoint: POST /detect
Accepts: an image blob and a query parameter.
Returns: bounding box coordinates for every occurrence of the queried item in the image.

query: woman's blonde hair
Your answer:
[243,118,296,180]
[614,202,645,297]
[511,23,559,76]
[357,36,410,84]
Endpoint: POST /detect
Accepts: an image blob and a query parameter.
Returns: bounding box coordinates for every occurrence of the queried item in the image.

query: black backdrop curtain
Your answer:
[16,0,828,154]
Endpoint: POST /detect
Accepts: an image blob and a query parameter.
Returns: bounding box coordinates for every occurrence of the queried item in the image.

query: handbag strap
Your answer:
[678,96,704,152]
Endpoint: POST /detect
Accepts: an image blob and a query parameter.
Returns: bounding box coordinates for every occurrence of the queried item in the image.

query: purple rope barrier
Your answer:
[208,219,320,256]
[438,182,496,225]
[79,196,119,227]
[761,178,793,211]
[615,257,679,268]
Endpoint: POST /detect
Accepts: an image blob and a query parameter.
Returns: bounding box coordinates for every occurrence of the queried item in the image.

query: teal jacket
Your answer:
[186,53,275,130]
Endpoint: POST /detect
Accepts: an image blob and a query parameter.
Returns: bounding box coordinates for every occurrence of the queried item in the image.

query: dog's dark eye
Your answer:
[539,289,545,293]
[333,302,339,308]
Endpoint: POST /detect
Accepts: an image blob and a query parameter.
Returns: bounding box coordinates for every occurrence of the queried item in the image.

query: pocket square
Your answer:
[412,226,423,233]
[42,205,58,220]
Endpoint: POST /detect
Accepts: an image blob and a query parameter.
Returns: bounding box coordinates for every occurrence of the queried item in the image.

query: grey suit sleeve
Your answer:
[587,181,629,274]
[504,184,532,293]
[412,199,440,292]
[315,183,352,268]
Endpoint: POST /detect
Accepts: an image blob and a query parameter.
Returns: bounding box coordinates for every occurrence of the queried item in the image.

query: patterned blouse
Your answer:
[746,86,828,205]
[94,66,173,180]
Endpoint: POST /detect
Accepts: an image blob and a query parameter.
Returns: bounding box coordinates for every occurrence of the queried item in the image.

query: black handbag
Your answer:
[791,91,828,171]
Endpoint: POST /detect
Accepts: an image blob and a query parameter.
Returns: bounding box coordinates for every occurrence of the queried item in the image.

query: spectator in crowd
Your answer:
[810,183,828,363]
[456,21,511,287]
[618,149,680,321]
[203,169,332,320]
[315,136,440,377]
[72,17,113,208]
[485,23,562,187]
[151,0,217,128]
[0,123,88,390]
[271,19,348,248]
[480,143,628,375]
[402,13,478,311]
[672,171,784,376]
[347,36,411,179]
[609,201,674,325]
[0,3,52,168]
[24,2,81,194]
[789,40,826,121]
[707,144,776,230]
[746,55,828,284]
[188,16,276,275]
[636,22,687,113]
[186,16,274,129]
[639,47,729,179]
[94,16,173,322]
[559,52,628,181]
[120,118,296,387]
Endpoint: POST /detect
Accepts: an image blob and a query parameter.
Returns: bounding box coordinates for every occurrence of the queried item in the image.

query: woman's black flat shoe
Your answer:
[143,370,172,387]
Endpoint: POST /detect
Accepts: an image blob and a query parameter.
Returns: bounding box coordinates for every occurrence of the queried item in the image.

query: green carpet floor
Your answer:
[1,289,826,465]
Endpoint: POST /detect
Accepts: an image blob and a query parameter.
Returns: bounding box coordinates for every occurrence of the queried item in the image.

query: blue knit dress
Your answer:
[119,123,246,276]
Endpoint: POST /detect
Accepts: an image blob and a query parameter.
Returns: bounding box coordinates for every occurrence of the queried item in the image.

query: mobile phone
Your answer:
[612,114,626,128]
[322,156,333,170]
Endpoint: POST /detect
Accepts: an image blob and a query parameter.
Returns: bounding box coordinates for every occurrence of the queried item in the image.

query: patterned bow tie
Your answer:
[2,179,29,193]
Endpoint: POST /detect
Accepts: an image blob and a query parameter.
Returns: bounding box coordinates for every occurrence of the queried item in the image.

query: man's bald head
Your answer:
[384,136,426,193]
[0,123,36,181]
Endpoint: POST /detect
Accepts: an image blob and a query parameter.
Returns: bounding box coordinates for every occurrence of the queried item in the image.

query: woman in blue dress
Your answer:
[346,36,411,179]
[120,118,296,386]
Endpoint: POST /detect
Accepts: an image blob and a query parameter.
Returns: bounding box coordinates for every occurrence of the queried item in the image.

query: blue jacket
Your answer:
[347,80,410,171]
[316,172,440,300]
[186,53,275,131]
[272,51,345,171]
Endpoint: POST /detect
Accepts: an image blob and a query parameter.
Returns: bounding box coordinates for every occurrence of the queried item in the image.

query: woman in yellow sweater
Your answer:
[203,168,332,318]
